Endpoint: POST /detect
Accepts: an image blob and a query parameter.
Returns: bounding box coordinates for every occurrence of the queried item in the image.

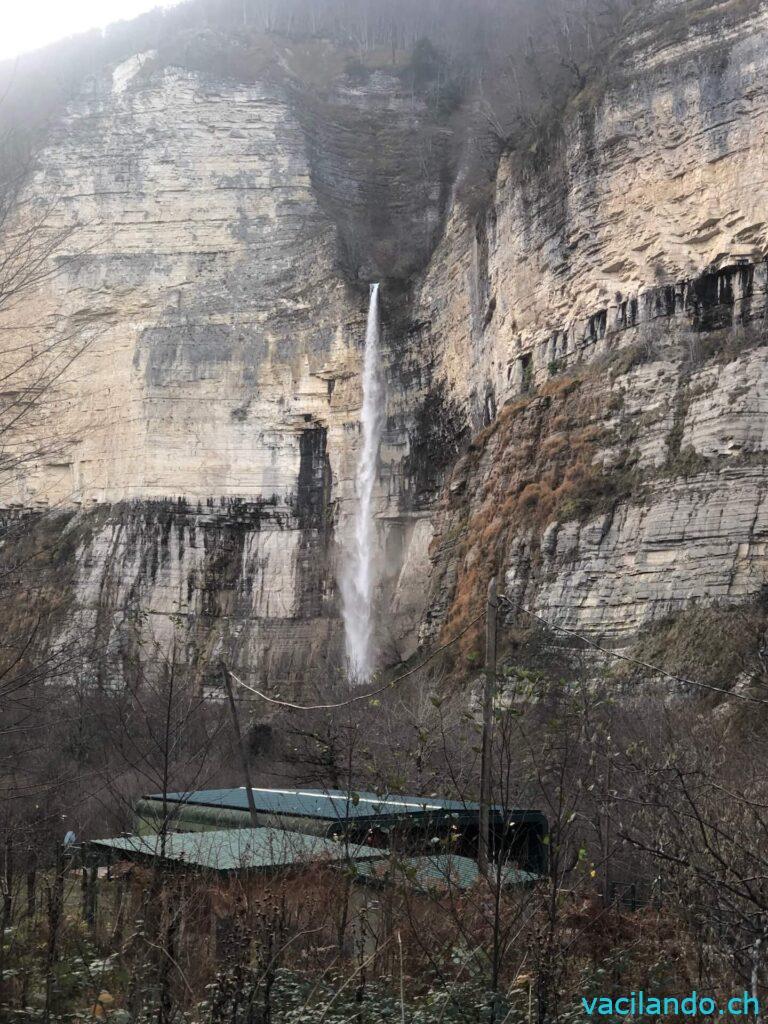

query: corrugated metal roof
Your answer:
[89,827,387,873]
[145,787,543,825]
[148,787,459,820]
[134,802,254,834]
[356,854,539,892]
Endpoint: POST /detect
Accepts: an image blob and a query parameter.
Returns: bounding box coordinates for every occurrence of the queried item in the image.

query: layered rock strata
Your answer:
[4,1,768,684]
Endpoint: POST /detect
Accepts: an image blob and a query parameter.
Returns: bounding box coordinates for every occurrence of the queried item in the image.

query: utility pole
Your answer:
[220,663,260,829]
[478,576,498,877]
[602,751,612,907]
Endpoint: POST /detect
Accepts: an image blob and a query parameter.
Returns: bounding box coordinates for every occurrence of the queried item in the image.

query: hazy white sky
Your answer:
[1,0,183,62]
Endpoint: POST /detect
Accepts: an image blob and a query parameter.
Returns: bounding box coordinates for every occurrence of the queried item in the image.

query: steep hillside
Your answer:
[3,0,768,690]
[418,0,768,665]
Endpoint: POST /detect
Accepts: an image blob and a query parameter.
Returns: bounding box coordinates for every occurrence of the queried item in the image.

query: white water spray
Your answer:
[341,283,385,682]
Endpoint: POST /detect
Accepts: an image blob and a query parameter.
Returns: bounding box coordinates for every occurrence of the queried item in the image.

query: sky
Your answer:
[1,0,183,62]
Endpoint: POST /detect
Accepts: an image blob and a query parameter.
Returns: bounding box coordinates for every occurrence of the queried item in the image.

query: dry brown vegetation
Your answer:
[0,844,704,1023]
[6,673,768,1022]
[434,371,634,659]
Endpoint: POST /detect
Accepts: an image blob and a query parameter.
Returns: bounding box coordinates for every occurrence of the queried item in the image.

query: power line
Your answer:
[231,591,768,713]
[502,596,768,708]
[229,610,485,711]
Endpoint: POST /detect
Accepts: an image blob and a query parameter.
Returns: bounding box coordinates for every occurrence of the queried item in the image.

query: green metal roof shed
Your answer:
[138,786,486,825]
[133,787,548,873]
[87,827,388,875]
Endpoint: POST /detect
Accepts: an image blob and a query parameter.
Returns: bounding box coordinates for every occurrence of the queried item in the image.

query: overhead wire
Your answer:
[230,592,768,711]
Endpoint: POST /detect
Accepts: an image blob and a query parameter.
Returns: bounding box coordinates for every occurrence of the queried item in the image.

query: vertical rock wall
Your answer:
[416,0,768,654]
[0,44,454,686]
[5,2,768,687]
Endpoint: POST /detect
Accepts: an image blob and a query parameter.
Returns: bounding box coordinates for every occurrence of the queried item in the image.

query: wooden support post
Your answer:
[0,836,13,999]
[26,860,36,919]
[478,576,498,877]
[81,865,88,921]
[112,875,126,944]
[44,843,65,1020]
[86,865,97,929]
[221,663,260,829]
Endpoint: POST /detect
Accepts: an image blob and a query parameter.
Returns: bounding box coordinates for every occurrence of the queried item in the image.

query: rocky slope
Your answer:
[415,0,768,659]
[4,0,768,688]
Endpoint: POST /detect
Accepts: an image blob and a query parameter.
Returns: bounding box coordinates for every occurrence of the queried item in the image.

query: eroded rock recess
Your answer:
[4,0,768,688]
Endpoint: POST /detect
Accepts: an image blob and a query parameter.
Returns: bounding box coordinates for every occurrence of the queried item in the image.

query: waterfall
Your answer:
[341,283,384,682]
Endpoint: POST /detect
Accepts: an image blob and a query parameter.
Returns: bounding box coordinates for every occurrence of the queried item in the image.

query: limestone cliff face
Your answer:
[5,1,768,685]
[0,42,450,685]
[414,0,768,654]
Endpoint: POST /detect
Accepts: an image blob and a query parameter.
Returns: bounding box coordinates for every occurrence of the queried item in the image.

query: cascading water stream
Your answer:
[341,283,384,682]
